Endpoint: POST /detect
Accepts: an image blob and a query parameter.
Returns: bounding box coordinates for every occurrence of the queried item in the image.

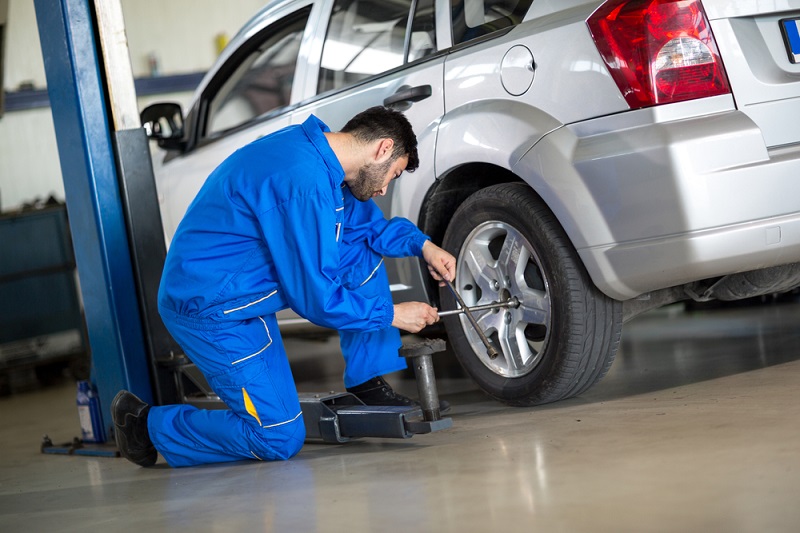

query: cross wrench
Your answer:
[437,298,520,317]
[443,280,516,360]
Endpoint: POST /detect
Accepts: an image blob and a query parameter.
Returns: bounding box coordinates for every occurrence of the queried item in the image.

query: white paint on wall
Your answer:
[0,107,63,211]
[4,0,45,90]
[120,0,268,78]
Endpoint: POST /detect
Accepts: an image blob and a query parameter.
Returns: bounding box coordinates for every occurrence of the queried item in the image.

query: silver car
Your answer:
[142,0,800,406]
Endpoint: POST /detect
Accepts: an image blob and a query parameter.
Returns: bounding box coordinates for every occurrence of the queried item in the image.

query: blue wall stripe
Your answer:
[4,71,205,112]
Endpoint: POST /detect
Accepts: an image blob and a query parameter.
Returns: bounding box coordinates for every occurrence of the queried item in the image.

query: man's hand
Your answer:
[422,240,456,285]
[392,302,439,333]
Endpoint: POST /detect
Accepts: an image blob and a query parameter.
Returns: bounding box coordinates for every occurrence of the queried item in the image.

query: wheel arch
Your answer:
[419,162,521,245]
[425,135,618,303]
[427,100,609,250]
[420,101,618,302]
[422,100,563,243]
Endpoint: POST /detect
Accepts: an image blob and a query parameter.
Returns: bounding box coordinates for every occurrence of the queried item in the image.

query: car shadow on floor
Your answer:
[571,301,800,405]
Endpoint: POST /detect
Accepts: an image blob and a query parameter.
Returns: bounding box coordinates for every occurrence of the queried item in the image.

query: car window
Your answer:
[451,0,533,45]
[205,9,310,137]
[318,0,436,94]
[408,0,437,63]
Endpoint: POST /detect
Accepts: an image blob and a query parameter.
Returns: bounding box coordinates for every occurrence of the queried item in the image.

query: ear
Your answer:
[374,138,395,163]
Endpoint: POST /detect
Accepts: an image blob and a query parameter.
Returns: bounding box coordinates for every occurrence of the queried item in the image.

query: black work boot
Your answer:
[111,390,158,467]
[346,376,450,412]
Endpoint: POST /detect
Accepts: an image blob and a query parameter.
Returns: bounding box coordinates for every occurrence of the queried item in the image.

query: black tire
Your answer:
[440,183,622,406]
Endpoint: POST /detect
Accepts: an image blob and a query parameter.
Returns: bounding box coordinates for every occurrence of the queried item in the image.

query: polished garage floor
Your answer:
[2,301,800,532]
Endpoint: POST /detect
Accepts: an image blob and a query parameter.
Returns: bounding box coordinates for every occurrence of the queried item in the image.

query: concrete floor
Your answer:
[2,301,800,532]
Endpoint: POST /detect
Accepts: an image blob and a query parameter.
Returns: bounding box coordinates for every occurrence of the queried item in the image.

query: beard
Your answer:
[348,159,393,201]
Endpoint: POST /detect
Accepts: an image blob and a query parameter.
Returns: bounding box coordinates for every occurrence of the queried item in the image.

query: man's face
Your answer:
[349,154,409,202]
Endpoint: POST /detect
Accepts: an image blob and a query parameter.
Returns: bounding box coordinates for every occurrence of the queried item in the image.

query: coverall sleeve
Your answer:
[343,192,430,258]
[258,187,394,332]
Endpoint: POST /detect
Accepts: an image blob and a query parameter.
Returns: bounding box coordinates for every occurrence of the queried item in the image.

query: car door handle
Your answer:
[383,85,432,107]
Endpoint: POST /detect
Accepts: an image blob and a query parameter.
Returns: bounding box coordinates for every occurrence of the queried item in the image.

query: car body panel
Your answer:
[708,5,800,147]
[558,104,800,299]
[702,0,800,19]
[442,11,627,129]
[149,0,800,315]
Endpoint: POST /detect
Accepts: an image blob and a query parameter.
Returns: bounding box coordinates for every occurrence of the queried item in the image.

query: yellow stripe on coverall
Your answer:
[242,388,262,426]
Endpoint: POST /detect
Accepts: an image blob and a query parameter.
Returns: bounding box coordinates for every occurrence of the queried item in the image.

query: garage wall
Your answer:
[0,0,7,118]
[0,0,267,212]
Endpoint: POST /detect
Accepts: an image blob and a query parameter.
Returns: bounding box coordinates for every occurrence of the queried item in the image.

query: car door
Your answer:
[291,0,446,303]
[156,2,319,244]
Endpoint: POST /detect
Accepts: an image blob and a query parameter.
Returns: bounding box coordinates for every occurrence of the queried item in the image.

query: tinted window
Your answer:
[318,0,416,94]
[451,0,533,45]
[205,10,310,137]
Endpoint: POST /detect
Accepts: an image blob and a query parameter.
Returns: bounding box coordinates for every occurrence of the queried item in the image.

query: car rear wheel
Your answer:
[439,183,622,406]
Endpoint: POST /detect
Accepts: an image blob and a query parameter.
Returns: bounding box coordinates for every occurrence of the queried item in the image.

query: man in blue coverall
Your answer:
[111,106,456,467]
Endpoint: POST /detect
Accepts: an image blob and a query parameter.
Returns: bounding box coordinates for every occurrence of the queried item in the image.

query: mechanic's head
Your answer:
[342,106,419,173]
[341,106,419,201]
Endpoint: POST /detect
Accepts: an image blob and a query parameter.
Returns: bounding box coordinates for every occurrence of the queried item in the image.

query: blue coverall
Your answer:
[151,115,431,467]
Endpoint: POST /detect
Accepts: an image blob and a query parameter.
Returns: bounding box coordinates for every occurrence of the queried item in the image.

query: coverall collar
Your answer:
[301,115,345,187]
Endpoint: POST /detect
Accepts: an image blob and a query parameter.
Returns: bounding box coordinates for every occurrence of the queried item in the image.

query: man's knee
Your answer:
[249,417,306,461]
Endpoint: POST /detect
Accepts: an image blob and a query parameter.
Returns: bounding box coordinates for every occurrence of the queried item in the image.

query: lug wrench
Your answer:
[437,298,519,317]
[443,280,518,360]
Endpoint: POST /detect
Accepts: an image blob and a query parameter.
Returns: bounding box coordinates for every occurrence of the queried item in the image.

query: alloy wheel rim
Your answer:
[454,220,551,377]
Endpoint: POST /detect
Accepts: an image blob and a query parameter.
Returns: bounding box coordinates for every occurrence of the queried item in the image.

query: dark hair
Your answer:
[341,106,419,172]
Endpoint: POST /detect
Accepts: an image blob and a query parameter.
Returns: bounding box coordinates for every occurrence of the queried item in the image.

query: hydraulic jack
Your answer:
[300,338,452,443]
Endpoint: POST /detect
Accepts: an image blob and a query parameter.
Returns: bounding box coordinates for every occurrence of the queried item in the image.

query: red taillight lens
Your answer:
[587,0,731,109]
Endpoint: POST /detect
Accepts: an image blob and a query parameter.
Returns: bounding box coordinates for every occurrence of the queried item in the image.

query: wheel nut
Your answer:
[492,280,500,291]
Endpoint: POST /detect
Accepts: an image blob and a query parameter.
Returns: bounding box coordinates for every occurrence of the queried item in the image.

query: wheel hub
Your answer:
[455,221,552,378]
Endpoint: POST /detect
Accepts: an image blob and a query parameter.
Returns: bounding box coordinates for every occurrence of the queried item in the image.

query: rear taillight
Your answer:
[587,0,731,109]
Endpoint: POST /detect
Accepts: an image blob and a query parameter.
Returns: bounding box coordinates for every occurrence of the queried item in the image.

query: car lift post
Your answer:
[34,0,180,429]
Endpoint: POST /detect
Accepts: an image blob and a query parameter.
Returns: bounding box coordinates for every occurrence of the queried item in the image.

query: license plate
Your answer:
[781,18,800,64]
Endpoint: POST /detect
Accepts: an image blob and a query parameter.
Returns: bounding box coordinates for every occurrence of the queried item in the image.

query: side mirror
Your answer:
[140,102,186,151]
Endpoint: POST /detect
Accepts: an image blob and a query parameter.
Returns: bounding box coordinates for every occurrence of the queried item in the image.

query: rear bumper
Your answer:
[541,101,800,300]
[580,209,800,300]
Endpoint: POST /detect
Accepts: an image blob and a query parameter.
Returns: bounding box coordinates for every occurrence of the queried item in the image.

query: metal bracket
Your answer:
[299,392,452,444]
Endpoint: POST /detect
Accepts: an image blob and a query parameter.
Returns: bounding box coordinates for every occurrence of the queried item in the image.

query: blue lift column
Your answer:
[34,0,154,424]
